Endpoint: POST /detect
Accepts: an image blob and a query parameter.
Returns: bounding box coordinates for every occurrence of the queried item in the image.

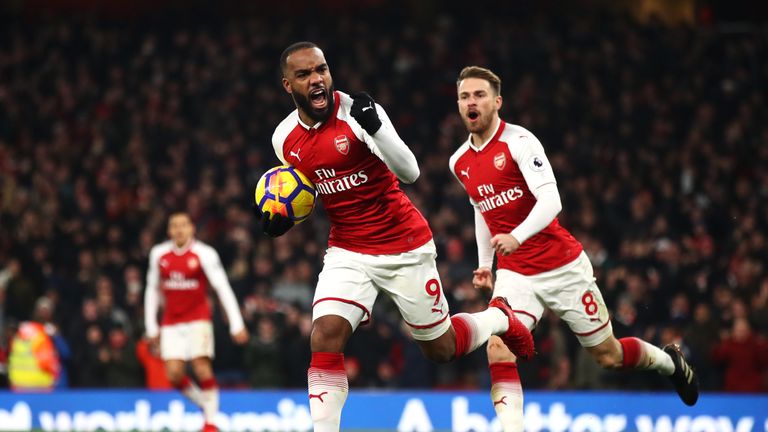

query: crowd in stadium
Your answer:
[1,3,767,393]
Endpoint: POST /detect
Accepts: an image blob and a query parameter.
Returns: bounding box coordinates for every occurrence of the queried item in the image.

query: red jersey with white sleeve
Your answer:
[272,90,432,254]
[449,121,582,275]
[144,240,245,338]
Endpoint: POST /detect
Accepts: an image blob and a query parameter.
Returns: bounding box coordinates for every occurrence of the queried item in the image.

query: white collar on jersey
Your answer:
[296,113,323,131]
[467,117,502,152]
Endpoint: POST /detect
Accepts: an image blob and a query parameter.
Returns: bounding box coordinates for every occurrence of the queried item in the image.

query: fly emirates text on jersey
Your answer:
[476,184,524,213]
[314,168,369,195]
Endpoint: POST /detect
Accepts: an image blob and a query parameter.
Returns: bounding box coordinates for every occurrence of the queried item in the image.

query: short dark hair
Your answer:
[280,41,319,76]
[457,66,502,96]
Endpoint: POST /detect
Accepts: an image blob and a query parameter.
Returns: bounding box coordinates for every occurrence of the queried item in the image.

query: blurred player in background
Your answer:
[449,66,699,432]
[255,41,534,432]
[144,212,248,432]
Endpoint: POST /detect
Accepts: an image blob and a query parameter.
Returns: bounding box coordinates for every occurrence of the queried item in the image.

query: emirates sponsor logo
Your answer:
[477,186,524,213]
[334,135,350,155]
[164,271,199,290]
[314,170,369,195]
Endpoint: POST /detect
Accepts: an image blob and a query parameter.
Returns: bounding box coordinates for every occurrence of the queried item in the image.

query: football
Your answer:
[254,165,317,223]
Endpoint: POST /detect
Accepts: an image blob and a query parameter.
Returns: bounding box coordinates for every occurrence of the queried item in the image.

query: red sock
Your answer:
[451,316,471,359]
[310,352,346,371]
[308,352,348,429]
[490,362,520,384]
[619,337,642,368]
[198,377,218,424]
[174,375,192,390]
[490,362,524,430]
[199,377,217,390]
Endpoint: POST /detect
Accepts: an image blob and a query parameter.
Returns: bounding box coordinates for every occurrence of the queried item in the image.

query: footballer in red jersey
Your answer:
[144,212,248,432]
[449,66,699,431]
[255,42,533,432]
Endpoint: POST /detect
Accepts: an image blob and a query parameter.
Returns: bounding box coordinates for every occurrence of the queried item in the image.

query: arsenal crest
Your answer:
[188,257,199,270]
[493,152,506,170]
[334,135,350,155]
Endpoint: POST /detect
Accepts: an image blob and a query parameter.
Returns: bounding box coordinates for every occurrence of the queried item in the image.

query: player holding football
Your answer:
[256,41,534,431]
[144,212,249,432]
[449,66,699,431]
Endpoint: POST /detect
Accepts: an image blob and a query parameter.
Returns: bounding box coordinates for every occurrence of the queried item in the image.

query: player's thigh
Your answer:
[313,247,378,334]
[494,269,545,331]
[371,241,451,342]
[537,252,612,348]
[164,359,186,383]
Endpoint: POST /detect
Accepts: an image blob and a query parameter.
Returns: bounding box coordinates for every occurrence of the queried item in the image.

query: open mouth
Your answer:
[309,88,328,110]
[467,111,480,122]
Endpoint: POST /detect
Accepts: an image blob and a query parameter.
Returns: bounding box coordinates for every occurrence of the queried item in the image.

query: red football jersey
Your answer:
[272,91,432,254]
[450,121,582,275]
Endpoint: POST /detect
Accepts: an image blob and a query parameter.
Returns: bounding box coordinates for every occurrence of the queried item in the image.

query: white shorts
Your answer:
[494,251,612,347]
[160,320,214,361]
[313,240,451,341]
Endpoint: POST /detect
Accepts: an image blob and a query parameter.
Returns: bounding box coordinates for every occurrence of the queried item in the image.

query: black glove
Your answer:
[253,205,294,237]
[350,92,382,135]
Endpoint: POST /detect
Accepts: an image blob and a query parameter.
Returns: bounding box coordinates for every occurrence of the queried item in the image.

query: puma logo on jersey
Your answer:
[309,391,328,403]
[431,305,443,314]
[460,167,470,179]
[493,396,508,406]
[289,148,302,161]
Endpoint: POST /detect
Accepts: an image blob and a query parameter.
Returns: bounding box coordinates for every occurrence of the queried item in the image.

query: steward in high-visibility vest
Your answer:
[8,321,60,391]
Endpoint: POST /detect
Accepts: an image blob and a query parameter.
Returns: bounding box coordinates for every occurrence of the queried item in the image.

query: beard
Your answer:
[463,113,493,135]
[292,83,335,123]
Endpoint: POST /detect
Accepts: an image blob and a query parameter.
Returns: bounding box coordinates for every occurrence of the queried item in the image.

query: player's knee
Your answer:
[487,336,516,364]
[191,359,213,380]
[166,369,185,386]
[310,317,351,353]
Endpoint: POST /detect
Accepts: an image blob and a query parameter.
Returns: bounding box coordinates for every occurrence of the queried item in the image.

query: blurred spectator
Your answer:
[711,318,768,392]
[101,325,142,388]
[32,296,71,388]
[8,321,60,391]
[684,303,720,389]
[1,260,38,323]
[136,338,172,389]
[243,316,283,388]
[280,310,313,388]
[78,324,108,387]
